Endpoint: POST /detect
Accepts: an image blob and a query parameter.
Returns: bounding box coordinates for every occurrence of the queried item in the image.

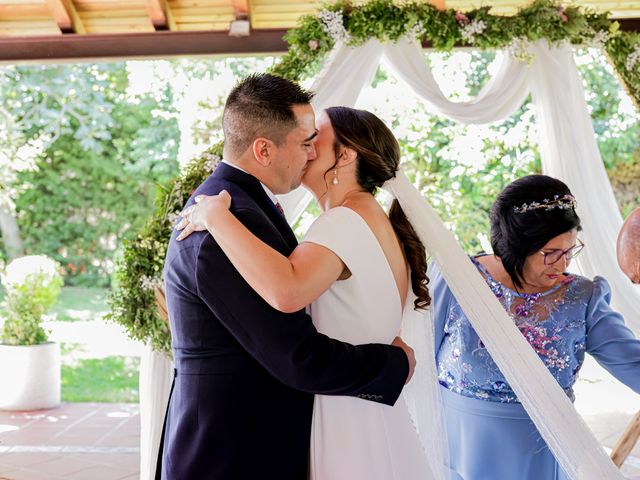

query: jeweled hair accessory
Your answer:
[513,194,577,214]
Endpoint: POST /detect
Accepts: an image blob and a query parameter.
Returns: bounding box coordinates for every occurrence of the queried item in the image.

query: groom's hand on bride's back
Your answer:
[391,337,415,384]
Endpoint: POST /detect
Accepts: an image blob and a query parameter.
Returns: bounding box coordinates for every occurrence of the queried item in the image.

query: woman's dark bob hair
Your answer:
[490,174,581,289]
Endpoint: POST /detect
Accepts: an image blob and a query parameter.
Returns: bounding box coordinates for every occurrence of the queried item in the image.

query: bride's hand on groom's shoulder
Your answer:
[176,190,232,241]
[392,336,416,384]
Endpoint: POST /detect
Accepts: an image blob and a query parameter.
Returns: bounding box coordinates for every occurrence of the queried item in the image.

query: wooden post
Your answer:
[610,410,640,468]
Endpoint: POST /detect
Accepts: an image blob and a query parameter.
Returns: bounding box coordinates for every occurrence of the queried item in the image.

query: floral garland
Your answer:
[109,0,640,353]
[271,0,639,104]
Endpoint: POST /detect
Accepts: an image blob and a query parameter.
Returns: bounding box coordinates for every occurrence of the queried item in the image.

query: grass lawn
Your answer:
[61,351,140,403]
[54,288,141,403]
[50,286,109,322]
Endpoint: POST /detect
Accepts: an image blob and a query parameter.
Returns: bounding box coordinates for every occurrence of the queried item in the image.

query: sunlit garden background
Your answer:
[0,48,638,402]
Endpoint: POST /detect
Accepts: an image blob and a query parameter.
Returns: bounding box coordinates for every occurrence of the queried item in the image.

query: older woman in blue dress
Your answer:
[431,174,640,480]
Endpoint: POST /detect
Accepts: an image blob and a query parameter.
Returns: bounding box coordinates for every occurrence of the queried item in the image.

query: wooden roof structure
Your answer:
[1,0,639,62]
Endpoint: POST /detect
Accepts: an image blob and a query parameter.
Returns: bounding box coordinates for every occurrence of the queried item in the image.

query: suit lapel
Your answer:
[213,162,298,252]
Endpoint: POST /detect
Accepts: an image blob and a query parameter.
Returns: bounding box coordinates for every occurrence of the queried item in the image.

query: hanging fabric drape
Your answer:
[382,38,640,334]
[528,41,640,332]
[382,38,530,124]
[139,346,174,480]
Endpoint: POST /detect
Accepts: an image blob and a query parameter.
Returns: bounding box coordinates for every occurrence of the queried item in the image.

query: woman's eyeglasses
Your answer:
[539,239,585,265]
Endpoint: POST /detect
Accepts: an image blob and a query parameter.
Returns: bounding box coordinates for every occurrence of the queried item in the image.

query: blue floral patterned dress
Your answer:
[432,255,640,480]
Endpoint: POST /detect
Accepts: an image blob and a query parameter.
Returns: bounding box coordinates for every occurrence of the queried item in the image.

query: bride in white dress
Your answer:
[177,106,442,479]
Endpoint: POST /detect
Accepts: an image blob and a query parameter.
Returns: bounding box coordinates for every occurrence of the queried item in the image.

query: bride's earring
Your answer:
[332,169,339,185]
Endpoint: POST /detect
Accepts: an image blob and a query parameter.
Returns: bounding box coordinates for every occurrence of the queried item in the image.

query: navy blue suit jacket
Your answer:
[159,162,409,479]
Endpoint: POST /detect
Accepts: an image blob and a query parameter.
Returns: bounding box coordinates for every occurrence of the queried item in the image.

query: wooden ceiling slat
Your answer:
[254,11,323,21]
[73,0,145,6]
[173,13,232,22]
[166,0,230,6]
[175,21,232,29]
[251,5,320,14]
[0,19,62,36]
[81,8,147,17]
[45,0,86,32]
[82,16,151,25]
[171,5,232,14]
[86,24,154,32]
[0,18,58,26]
[251,19,302,28]
[0,0,48,5]
[0,28,60,35]
[249,0,318,5]
[76,2,147,11]
[164,0,178,30]
[0,4,50,16]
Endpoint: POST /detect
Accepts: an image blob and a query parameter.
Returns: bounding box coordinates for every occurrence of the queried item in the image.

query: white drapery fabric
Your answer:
[278,38,636,479]
[528,43,640,331]
[139,346,173,480]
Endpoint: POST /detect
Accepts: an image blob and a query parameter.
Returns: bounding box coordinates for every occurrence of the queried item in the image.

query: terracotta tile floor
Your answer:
[0,398,638,479]
[0,403,139,480]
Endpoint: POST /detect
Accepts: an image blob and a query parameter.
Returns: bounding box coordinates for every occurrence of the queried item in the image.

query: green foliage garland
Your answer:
[109,0,640,353]
[108,146,223,352]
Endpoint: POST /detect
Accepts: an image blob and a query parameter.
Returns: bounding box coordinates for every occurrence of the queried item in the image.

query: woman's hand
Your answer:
[176,190,232,241]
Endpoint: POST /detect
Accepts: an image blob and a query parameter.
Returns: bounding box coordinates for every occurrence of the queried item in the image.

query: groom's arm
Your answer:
[192,210,409,406]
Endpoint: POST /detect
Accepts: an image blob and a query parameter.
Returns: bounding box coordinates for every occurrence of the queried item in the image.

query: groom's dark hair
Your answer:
[222,73,314,159]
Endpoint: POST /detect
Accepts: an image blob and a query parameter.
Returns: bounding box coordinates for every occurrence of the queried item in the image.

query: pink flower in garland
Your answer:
[455,11,470,26]
[558,6,568,23]
[308,39,319,51]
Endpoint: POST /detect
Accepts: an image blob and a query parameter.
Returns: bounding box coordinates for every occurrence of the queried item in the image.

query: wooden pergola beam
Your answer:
[0,29,290,63]
[0,18,639,63]
[145,0,169,30]
[619,18,640,31]
[44,0,85,34]
[232,0,249,20]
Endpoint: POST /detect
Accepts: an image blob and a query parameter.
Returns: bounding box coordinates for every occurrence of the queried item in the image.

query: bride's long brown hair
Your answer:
[324,106,430,310]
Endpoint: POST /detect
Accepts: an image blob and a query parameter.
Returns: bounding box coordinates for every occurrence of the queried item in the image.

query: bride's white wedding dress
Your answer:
[303,206,434,480]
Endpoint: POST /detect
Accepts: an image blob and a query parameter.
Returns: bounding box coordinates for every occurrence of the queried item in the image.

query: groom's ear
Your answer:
[252,138,273,167]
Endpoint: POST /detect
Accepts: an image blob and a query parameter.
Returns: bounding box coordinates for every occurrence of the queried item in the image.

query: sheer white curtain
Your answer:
[528,41,640,329]
[279,38,635,479]
[383,38,640,332]
[139,346,173,480]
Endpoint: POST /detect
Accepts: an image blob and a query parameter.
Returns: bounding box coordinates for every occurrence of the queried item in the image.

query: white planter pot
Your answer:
[0,341,61,411]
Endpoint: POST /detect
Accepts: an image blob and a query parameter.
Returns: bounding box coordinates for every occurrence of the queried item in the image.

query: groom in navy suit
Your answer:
[158,73,414,479]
